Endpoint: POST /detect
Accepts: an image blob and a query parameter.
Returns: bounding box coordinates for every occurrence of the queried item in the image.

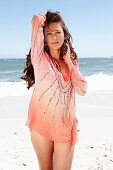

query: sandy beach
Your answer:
[0,89,113,170]
[0,0,113,168]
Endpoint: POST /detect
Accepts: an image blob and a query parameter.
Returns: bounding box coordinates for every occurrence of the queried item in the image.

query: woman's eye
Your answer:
[47,32,60,36]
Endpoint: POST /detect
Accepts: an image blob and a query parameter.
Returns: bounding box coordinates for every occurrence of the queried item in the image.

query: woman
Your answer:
[21,10,87,170]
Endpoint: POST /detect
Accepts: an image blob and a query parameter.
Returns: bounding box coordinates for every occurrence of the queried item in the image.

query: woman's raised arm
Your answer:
[31,12,46,66]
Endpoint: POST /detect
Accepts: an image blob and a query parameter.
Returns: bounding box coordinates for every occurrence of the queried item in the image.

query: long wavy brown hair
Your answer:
[20,10,78,89]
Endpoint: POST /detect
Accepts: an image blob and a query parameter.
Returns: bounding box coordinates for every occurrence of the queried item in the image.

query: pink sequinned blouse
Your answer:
[25,12,87,145]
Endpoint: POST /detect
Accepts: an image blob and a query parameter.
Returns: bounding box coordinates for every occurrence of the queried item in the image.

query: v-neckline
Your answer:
[49,54,68,77]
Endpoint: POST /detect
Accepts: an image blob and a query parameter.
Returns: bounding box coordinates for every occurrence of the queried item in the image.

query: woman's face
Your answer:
[44,22,65,50]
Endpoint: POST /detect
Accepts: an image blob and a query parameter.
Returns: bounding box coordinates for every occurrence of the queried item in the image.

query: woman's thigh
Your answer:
[53,142,75,170]
[30,130,54,170]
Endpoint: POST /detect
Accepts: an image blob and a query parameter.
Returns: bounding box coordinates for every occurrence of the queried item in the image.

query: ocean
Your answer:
[0,57,113,97]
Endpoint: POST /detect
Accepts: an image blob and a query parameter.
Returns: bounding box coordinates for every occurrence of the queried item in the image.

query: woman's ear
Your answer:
[64,34,69,43]
[64,39,67,43]
[64,35,67,43]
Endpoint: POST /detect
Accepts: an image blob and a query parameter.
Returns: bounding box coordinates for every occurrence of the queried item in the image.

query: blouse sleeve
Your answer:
[70,60,87,96]
[31,12,46,66]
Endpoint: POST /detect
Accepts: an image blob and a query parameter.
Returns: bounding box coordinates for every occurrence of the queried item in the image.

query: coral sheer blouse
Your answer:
[25,13,87,145]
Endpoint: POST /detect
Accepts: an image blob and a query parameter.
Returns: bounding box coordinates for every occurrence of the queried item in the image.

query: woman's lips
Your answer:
[52,42,58,44]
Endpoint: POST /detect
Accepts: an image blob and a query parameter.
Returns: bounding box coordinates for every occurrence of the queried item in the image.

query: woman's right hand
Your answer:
[31,12,46,27]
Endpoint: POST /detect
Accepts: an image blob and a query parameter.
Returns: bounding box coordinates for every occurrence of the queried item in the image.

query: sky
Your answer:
[0,0,113,58]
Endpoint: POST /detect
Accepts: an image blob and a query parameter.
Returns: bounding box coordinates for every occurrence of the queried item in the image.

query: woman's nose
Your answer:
[52,35,57,40]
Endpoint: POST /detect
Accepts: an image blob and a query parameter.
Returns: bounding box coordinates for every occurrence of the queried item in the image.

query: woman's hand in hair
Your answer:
[63,43,70,62]
[63,43,74,71]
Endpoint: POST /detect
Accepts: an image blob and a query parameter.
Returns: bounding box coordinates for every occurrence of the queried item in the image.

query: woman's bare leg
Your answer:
[53,142,75,170]
[30,130,54,170]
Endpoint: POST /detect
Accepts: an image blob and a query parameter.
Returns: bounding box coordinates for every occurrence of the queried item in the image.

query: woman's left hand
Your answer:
[63,43,71,64]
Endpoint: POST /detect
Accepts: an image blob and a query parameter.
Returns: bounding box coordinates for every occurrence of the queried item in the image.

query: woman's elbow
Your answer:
[75,81,87,96]
[74,88,86,96]
[80,81,87,96]
[79,90,87,96]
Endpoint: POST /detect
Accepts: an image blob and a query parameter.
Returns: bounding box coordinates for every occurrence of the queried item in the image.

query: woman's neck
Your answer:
[49,48,61,62]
